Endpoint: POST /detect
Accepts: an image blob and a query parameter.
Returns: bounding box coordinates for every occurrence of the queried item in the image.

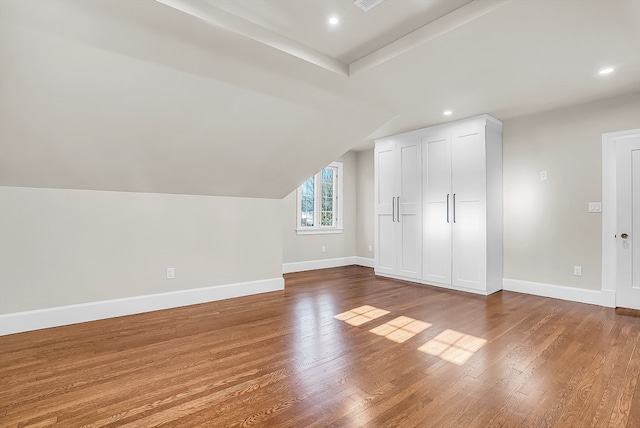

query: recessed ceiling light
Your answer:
[328,16,339,26]
[443,110,453,116]
[599,67,615,75]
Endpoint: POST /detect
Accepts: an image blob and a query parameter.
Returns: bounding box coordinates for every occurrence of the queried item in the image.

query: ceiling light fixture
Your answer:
[443,110,453,116]
[599,67,615,75]
[328,16,339,26]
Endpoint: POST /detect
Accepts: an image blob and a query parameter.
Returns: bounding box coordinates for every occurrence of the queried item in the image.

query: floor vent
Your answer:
[353,0,385,13]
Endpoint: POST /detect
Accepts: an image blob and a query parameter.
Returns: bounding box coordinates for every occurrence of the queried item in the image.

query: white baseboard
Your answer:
[0,277,284,336]
[354,257,375,268]
[503,278,616,308]
[282,256,374,274]
[375,271,493,296]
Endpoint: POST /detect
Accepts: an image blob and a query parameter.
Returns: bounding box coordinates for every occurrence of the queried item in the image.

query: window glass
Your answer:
[321,168,334,226]
[301,176,314,227]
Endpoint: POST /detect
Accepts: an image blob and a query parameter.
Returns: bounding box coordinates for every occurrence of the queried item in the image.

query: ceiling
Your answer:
[1,0,639,198]
[200,0,473,64]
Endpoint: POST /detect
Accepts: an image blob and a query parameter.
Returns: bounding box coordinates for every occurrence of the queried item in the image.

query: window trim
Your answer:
[296,161,343,235]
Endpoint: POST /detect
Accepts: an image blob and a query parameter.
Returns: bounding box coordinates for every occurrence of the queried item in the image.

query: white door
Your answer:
[397,141,422,279]
[375,143,396,275]
[451,128,487,290]
[422,134,452,285]
[616,135,640,310]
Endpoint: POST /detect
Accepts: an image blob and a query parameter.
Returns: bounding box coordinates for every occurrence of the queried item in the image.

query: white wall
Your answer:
[0,187,283,314]
[282,152,357,264]
[503,92,640,290]
[356,149,375,258]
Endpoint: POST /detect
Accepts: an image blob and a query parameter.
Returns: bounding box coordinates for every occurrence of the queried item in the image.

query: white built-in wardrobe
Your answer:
[374,115,503,295]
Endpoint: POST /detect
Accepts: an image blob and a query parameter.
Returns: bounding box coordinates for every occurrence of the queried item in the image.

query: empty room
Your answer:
[1,0,639,427]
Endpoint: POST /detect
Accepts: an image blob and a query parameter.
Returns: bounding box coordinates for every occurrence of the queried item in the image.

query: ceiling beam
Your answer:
[155,0,511,78]
[155,0,350,77]
[350,0,513,75]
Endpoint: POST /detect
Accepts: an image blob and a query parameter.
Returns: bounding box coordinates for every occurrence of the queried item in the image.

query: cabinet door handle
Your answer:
[392,197,396,222]
[396,196,400,222]
[446,194,450,223]
[453,193,456,223]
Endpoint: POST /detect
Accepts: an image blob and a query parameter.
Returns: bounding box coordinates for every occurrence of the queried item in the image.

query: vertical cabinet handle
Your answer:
[446,194,450,223]
[453,193,456,223]
[396,196,400,222]
[392,197,396,222]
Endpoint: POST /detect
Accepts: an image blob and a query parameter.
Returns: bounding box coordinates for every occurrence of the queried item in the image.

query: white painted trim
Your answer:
[0,277,284,336]
[354,257,375,268]
[295,228,343,235]
[602,129,640,300]
[503,278,615,308]
[602,131,617,294]
[374,115,502,144]
[283,257,356,274]
[375,272,494,296]
[282,256,374,273]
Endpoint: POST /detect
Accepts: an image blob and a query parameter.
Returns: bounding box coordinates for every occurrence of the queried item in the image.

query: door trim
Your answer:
[602,129,640,303]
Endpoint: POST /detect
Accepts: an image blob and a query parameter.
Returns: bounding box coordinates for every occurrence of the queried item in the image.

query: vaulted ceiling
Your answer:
[1,0,639,198]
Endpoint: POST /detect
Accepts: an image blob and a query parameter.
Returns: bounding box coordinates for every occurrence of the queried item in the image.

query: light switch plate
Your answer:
[588,202,602,213]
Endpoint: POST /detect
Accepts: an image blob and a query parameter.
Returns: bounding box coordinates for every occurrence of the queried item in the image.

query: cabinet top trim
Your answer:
[375,114,502,144]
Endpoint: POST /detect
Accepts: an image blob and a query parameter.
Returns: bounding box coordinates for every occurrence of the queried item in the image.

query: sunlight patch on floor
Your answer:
[334,308,485,364]
[369,316,432,343]
[418,329,487,365]
[333,305,390,326]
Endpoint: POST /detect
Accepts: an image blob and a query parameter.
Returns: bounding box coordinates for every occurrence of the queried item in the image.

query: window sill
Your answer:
[296,228,343,235]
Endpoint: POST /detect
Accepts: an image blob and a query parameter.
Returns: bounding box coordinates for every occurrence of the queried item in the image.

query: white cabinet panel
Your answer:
[376,145,395,219]
[423,135,452,284]
[451,129,487,290]
[375,145,396,275]
[452,200,484,289]
[377,214,395,274]
[400,214,421,277]
[452,131,484,200]
[374,140,422,278]
[398,142,422,279]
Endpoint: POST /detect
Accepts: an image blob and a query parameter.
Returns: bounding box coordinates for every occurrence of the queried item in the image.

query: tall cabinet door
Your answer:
[422,134,452,285]
[451,127,487,290]
[397,141,422,279]
[375,142,397,275]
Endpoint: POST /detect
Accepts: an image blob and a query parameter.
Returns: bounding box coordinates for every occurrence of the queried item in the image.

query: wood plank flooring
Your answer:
[1,266,639,427]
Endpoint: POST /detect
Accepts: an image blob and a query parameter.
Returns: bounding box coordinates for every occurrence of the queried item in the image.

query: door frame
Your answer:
[601,128,640,306]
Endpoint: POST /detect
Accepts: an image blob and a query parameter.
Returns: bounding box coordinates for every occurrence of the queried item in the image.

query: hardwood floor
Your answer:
[1,266,639,427]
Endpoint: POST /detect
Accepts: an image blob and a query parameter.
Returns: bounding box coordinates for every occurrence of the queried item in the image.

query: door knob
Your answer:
[621,233,629,239]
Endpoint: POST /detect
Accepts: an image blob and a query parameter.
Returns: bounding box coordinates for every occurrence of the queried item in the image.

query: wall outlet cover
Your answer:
[588,202,602,213]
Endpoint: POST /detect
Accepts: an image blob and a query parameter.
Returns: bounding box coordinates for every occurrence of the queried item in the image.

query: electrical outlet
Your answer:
[321,246,326,253]
[540,170,548,180]
[588,202,602,213]
[167,267,175,279]
[573,266,582,277]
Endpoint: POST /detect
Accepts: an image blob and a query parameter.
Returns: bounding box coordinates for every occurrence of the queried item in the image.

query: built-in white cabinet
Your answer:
[374,139,422,279]
[374,115,503,295]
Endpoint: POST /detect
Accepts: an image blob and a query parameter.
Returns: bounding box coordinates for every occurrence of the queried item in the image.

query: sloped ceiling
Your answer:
[1,0,639,198]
